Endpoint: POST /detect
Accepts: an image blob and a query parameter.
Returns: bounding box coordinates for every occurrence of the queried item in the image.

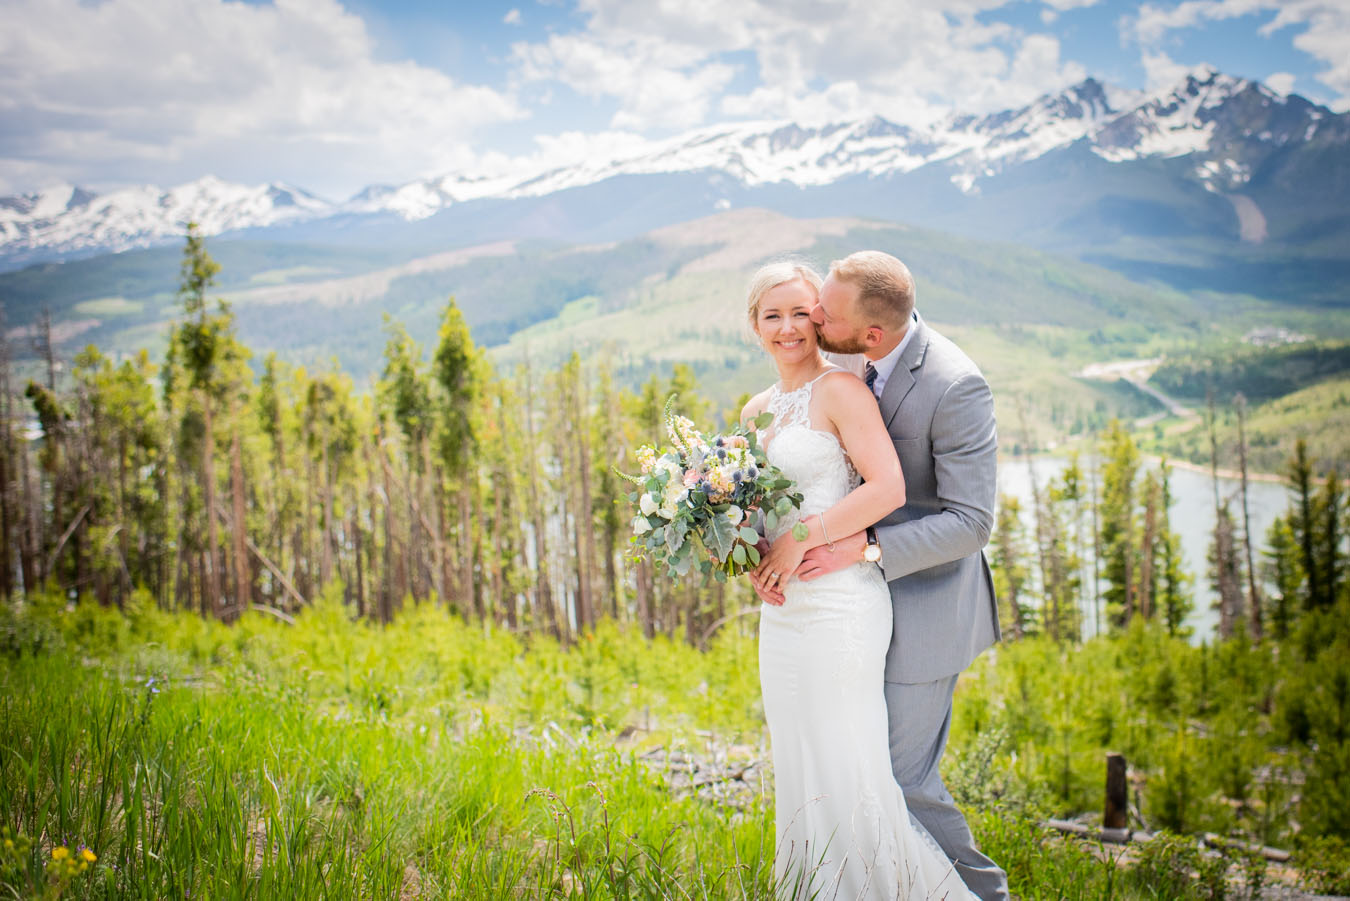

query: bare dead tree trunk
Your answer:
[1214,504,1242,639]
[352,507,366,619]
[378,436,397,622]
[492,467,514,629]
[1088,453,1103,636]
[301,418,316,602]
[522,360,560,641]
[462,488,482,621]
[202,397,221,617]
[320,434,334,589]
[0,313,13,600]
[1017,403,1057,639]
[115,435,132,604]
[1206,390,1243,634]
[18,437,39,595]
[363,437,384,621]
[1139,477,1159,622]
[1235,394,1262,640]
[420,438,445,607]
[230,427,249,618]
[35,309,56,393]
[575,373,596,633]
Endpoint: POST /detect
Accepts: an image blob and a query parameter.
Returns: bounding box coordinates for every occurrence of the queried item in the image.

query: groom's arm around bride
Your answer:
[795,251,1010,901]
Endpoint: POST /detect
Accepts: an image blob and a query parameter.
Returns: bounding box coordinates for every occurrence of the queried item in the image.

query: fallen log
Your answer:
[1046,820,1292,863]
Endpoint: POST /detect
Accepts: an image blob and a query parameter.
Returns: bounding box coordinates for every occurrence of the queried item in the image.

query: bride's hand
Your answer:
[754,532,808,593]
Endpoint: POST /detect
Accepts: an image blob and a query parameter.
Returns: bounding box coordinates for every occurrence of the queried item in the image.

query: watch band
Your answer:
[864,526,882,566]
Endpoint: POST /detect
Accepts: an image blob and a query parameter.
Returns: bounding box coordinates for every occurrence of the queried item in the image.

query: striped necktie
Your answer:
[864,362,878,398]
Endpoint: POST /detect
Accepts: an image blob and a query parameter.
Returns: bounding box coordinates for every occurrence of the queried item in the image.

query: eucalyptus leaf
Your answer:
[705,511,736,562]
[738,526,760,545]
[666,523,686,554]
[792,522,810,541]
[754,411,774,430]
[732,544,748,566]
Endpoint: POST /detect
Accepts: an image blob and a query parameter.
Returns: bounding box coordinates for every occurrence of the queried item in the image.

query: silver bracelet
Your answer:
[818,514,836,551]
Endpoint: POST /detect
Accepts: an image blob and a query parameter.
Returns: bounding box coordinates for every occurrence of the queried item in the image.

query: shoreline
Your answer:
[998,450,1294,487]
[1148,454,1289,485]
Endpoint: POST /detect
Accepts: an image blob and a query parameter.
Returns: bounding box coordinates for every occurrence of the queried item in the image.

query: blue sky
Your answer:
[1,0,1346,199]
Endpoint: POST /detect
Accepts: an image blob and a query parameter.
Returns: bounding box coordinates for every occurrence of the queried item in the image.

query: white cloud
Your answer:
[1139,49,1194,90]
[0,0,524,197]
[504,8,522,25]
[511,0,1091,132]
[1264,71,1296,95]
[1127,0,1350,109]
[1038,0,1099,24]
[1267,1,1350,108]
[513,32,735,130]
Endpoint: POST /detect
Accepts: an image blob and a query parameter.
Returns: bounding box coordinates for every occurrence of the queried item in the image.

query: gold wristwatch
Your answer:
[863,527,882,565]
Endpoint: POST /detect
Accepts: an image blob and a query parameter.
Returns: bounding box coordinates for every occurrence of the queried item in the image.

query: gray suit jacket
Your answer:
[866,314,1001,683]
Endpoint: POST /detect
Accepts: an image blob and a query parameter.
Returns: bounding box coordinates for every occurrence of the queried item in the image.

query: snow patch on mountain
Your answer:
[0,67,1339,262]
[0,176,334,258]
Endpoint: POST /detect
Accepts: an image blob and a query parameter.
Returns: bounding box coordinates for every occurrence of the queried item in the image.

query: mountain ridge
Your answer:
[3,66,1345,270]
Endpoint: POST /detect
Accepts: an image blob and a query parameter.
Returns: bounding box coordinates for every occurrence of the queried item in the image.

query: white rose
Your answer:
[640,493,658,516]
[632,515,652,535]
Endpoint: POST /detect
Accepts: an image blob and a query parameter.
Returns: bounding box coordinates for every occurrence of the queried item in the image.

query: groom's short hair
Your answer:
[829,252,914,328]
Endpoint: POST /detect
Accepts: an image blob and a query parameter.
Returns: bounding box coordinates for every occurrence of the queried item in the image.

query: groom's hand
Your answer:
[797,530,868,581]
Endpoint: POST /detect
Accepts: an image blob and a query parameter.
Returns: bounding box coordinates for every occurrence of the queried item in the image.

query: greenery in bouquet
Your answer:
[621,397,804,581]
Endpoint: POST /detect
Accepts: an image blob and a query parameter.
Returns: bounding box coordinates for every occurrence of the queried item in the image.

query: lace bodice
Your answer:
[762,372,859,542]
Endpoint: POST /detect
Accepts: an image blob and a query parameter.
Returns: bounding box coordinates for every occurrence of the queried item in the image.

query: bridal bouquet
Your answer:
[620,397,804,581]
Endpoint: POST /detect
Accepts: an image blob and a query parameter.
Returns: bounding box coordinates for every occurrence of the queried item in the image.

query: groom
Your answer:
[758,251,1008,900]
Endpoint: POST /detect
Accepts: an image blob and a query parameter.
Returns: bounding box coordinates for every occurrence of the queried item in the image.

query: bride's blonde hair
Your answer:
[745,261,823,337]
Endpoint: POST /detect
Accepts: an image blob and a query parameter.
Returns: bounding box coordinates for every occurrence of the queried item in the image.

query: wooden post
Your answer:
[1105,752,1128,830]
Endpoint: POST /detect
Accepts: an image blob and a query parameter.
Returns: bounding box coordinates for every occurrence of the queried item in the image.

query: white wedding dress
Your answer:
[759,372,975,901]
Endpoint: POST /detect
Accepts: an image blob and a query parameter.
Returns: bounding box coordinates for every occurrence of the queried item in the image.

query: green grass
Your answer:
[2,591,1343,898]
[0,593,777,899]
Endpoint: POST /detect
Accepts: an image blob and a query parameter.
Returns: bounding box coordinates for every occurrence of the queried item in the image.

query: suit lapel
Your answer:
[878,315,928,429]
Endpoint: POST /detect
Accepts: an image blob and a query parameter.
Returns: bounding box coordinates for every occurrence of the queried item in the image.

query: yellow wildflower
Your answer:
[80,848,97,863]
[52,846,70,861]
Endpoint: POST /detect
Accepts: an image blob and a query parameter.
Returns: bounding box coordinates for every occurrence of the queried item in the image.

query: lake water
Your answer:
[995,456,1290,641]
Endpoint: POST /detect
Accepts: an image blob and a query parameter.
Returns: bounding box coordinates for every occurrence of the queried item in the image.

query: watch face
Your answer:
[864,545,881,563]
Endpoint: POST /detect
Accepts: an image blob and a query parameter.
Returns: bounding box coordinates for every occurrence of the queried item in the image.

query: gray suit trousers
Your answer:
[885,677,1010,901]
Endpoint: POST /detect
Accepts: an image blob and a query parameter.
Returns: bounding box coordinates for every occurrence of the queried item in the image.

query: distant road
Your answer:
[1078,357,1195,423]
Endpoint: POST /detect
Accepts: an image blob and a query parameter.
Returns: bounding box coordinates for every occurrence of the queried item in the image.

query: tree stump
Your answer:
[1105,752,1128,830]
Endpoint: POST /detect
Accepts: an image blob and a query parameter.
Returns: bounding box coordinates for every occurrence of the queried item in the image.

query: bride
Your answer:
[740,262,974,901]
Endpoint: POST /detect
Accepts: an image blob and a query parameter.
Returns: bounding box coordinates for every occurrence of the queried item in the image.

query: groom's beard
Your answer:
[814,325,868,355]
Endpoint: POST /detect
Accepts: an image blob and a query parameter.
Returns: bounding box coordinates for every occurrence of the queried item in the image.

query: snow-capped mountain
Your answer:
[0,176,333,259]
[1,66,1345,266]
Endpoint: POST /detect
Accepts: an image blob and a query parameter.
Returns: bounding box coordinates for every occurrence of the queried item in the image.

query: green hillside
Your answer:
[1143,376,1350,474]
[4,208,1345,446]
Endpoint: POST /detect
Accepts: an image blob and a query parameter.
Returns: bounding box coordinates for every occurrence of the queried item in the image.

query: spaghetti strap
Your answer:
[806,366,845,388]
